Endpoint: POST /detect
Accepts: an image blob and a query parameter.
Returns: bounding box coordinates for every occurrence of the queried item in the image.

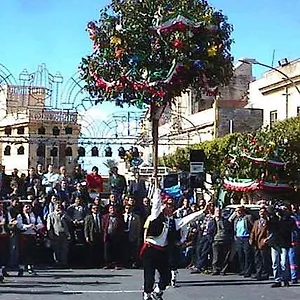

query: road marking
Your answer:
[63,290,143,294]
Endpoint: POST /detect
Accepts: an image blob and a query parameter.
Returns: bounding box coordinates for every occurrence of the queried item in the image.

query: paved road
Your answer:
[0,268,299,300]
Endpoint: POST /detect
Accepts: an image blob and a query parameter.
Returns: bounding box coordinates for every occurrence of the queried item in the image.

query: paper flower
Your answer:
[110,36,122,46]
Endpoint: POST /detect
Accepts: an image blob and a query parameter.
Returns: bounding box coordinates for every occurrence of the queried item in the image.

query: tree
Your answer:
[80,0,234,185]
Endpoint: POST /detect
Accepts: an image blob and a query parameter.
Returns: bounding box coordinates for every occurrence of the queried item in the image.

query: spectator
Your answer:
[108,167,127,204]
[289,204,300,284]
[26,178,44,200]
[230,205,254,278]
[57,180,71,208]
[47,202,71,266]
[58,166,72,187]
[101,205,125,269]
[71,165,85,187]
[71,183,90,205]
[104,194,123,215]
[4,197,23,277]
[123,204,141,268]
[85,166,103,194]
[191,202,214,274]
[67,196,88,244]
[249,206,271,280]
[17,203,44,275]
[42,164,59,195]
[84,204,103,267]
[175,198,192,218]
[128,173,147,208]
[0,164,11,199]
[267,205,296,287]
[211,207,233,276]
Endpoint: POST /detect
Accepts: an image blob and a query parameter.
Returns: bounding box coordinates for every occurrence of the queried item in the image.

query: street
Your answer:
[0,268,299,300]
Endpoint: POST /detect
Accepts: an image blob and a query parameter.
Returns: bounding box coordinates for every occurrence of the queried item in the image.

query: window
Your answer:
[37,143,46,157]
[78,147,86,157]
[17,146,25,155]
[52,126,60,136]
[50,147,58,157]
[65,126,73,135]
[270,110,278,127]
[297,107,300,117]
[17,127,25,134]
[65,147,73,156]
[4,145,11,156]
[4,126,12,135]
[38,126,46,135]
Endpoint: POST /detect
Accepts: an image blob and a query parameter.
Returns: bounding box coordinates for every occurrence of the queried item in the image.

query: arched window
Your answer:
[52,126,60,136]
[4,145,11,156]
[17,146,25,155]
[91,146,99,157]
[50,147,58,157]
[65,126,73,135]
[65,147,73,156]
[38,126,46,135]
[78,147,85,157]
[37,143,46,157]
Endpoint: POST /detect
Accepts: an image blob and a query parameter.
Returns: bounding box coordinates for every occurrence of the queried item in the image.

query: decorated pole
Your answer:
[79,0,234,185]
[151,103,159,188]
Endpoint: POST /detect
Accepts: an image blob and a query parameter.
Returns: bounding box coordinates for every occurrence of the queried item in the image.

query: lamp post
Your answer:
[239,58,300,94]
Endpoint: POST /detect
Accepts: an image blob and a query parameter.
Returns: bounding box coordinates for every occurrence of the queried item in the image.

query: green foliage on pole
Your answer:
[161,116,300,188]
[79,0,234,108]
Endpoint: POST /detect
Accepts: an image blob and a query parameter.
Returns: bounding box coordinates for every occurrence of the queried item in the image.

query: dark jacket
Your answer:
[84,213,102,242]
[249,218,269,249]
[101,213,124,243]
[213,217,233,243]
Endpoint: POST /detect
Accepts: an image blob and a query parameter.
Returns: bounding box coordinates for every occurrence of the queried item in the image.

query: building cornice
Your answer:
[259,75,300,95]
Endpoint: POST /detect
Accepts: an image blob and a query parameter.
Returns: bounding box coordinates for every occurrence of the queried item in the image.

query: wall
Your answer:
[248,58,300,126]
[217,108,263,137]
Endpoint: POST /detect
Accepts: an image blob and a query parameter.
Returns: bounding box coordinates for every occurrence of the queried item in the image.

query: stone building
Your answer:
[0,84,80,174]
[139,59,263,159]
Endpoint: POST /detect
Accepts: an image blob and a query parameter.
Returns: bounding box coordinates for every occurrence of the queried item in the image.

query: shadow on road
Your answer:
[179,278,270,287]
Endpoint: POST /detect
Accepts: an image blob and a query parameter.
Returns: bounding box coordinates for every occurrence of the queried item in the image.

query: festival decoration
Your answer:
[80,0,234,107]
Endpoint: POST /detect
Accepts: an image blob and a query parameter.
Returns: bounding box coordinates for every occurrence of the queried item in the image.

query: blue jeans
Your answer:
[288,246,300,280]
[271,247,289,282]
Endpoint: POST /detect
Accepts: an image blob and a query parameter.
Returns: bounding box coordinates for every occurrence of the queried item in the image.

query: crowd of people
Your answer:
[0,162,299,299]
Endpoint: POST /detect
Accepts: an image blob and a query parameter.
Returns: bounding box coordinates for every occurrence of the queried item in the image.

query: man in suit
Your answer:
[47,202,71,266]
[84,204,103,267]
[101,205,125,269]
[249,206,270,280]
[123,204,141,268]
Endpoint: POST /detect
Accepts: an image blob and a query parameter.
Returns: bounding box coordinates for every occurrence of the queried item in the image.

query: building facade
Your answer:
[247,58,300,127]
[0,84,80,174]
[139,60,263,160]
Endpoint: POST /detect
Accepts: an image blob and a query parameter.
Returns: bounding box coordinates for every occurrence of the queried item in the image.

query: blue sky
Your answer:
[1,0,299,171]
[1,0,299,81]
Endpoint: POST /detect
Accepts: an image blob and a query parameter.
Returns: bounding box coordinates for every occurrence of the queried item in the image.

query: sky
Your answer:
[1,0,299,80]
[1,0,300,170]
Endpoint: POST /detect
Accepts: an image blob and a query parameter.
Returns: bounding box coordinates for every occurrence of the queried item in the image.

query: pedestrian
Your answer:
[249,206,271,280]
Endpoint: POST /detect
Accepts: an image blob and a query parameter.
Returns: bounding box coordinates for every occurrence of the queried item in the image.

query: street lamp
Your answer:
[239,58,300,94]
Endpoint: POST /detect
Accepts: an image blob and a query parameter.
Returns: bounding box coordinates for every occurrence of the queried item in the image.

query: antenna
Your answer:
[271,50,276,67]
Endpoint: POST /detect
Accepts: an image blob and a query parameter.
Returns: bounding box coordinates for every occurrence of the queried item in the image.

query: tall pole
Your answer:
[151,102,159,189]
